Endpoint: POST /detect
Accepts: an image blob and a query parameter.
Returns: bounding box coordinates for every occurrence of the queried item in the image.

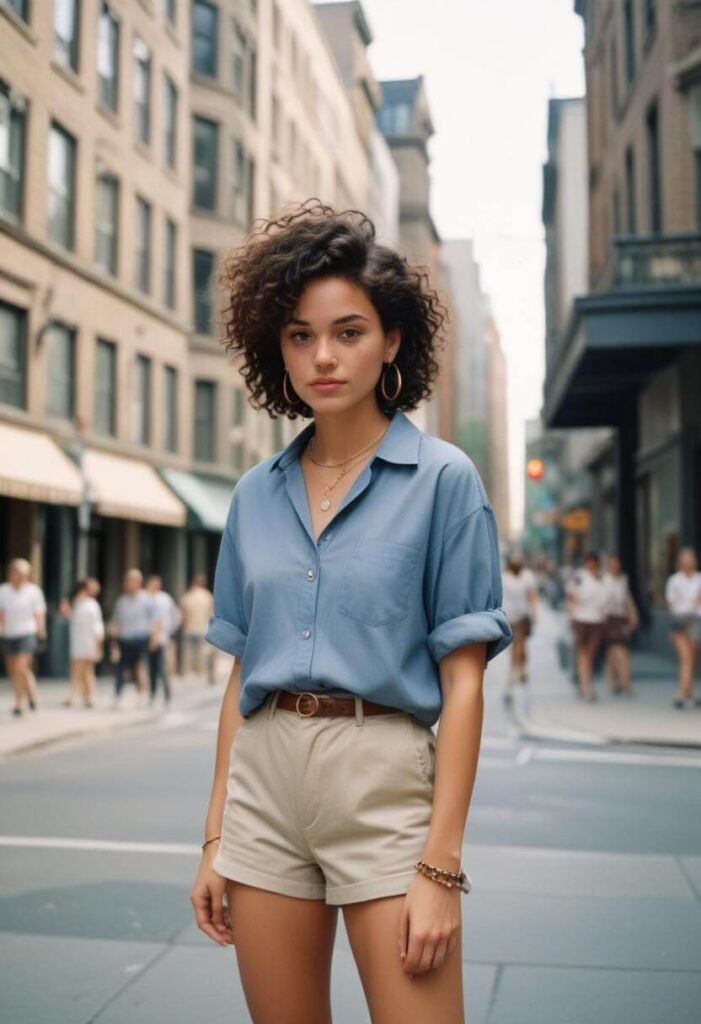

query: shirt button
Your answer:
[302,629,311,639]
[306,570,316,581]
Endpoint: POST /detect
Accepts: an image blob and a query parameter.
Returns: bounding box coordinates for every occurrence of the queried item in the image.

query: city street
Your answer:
[2,630,701,1024]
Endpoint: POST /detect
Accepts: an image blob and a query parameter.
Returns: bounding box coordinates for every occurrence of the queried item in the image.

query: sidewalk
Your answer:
[0,658,230,760]
[509,608,701,748]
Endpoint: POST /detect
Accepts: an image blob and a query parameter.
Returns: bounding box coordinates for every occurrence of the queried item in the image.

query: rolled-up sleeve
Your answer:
[426,504,512,666]
[205,494,248,659]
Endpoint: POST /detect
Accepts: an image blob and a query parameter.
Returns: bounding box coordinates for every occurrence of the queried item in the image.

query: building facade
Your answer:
[544,0,701,646]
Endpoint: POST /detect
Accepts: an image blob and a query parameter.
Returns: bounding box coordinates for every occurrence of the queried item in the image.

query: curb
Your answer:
[511,706,701,751]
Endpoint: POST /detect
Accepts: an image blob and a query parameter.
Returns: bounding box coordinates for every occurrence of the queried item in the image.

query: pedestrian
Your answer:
[665,547,701,709]
[145,574,181,705]
[0,558,46,716]
[109,568,158,708]
[189,202,512,1021]
[62,578,105,708]
[501,552,538,706]
[601,554,639,696]
[566,551,606,701]
[179,573,215,683]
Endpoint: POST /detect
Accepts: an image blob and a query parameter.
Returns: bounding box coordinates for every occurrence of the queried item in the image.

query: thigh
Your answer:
[226,881,337,1024]
[343,895,464,1024]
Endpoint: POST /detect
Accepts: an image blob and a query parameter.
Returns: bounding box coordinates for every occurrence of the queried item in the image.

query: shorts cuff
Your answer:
[325,869,418,906]
[212,851,326,902]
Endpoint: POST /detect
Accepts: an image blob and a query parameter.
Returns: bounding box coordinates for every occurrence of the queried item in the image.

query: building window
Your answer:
[54,0,80,72]
[165,0,176,26]
[135,195,151,293]
[613,185,621,236]
[646,101,661,234]
[193,116,218,210]
[163,73,178,168]
[377,102,411,135]
[133,354,151,444]
[623,0,635,85]
[248,46,257,121]
[644,0,656,38]
[163,365,178,452]
[192,1,218,78]
[48,122,76,250]
[97,2,119,111]
[0,84,26,221]
[271,94,281,159]
[95,171,119,274]
[46,323,75,421]
[193,248,215,334]
[231,140,254,225]
[8,0,29,22]
[231,388,245,472]
[164,217,177,310]
[609,37,618,118]
[194,380,217,462]
[133,36,151,145]
[624,145,636,234]
[693,88,701,230]
[0,301,26,409]
[232,20,247,98]
[94,337,116,436]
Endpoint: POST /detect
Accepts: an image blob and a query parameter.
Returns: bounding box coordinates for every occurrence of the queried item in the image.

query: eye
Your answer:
[290,330,311,343]
[339,327,360,340]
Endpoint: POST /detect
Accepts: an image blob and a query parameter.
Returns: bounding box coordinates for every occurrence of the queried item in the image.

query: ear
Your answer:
[385,328,401,363]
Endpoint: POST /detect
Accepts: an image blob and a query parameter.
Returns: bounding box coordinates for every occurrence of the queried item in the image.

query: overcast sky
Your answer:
[338,0,585,535]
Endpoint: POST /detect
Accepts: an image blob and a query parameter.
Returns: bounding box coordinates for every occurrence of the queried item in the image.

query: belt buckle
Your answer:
[295,692,320,717]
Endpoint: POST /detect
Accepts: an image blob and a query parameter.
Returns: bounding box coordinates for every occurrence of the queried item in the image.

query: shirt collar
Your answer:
[269,409,421,472]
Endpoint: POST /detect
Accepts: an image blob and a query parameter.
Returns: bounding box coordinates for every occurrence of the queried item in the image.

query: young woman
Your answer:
[0,558,46,716]
[665,548,701,709]
[501,552,538,705]
[566,551,606,701]
[189,202,512,1023]
[63,578,105,709]
[601,554,638,696]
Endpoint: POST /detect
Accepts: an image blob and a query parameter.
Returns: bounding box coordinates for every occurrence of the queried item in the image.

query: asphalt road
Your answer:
[2,657,701,1023]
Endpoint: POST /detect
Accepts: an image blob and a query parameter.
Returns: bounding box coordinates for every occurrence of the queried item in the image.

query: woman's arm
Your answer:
[400,642,486,977]
[190,654,244,947]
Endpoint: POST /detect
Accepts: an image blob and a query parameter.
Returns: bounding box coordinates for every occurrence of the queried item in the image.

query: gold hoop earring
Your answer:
[380,362,402,402]
[283,370,299,407]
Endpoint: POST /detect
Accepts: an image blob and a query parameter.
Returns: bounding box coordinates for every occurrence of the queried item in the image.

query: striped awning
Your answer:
[0,421,84,506]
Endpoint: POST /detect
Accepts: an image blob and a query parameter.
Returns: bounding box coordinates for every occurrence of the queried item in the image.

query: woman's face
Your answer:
[607,555,621,575]
[679,549,697,574]
[280,276,400,415]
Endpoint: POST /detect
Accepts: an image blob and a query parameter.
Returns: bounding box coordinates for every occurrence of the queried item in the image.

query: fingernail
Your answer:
[400,951,406,959]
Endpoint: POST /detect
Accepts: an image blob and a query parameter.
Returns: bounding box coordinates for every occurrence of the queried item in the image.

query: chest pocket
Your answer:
[338,539,420,627]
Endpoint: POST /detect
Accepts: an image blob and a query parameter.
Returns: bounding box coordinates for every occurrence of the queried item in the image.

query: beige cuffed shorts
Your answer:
[213,689,437,905]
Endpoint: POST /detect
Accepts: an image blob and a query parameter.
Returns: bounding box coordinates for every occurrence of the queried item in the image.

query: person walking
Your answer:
[501,552,538,706]
[145,574,180,705]
[179,574,215,683]
[63,578,105,708]
[665,547,701,708]
[109,569,158,708]
[189,202,512,1022]
[566,551,606,701]
[0,558,46,716]
[601,555,639,696]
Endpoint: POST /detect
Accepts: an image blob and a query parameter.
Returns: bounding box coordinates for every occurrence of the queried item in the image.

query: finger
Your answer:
[417,938,436,974]
[447,933,459,957]
[398,905,409,961]
[431,938,449,970]
[403,933,425,974]
[191,889,232,946]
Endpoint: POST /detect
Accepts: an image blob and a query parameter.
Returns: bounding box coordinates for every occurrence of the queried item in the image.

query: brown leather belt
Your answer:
[275,690,400,718]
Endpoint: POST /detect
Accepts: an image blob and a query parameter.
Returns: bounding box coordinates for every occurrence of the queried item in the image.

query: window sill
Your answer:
[51,58,84,95]
[0,1,37,43]
[96,102,120,129]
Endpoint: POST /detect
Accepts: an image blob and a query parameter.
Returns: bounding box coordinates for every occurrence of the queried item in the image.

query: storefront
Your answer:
[159,468,236,587]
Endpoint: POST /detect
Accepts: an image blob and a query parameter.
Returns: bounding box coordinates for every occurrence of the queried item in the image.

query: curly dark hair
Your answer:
[217,199,448,420]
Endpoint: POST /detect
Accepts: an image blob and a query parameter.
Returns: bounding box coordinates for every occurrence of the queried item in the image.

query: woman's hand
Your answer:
[190,842,235,947]
[398,872,461,978]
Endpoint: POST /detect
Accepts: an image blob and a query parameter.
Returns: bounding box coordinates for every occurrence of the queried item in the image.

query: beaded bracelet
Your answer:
[415,859,472,894]
[201,835,221,851]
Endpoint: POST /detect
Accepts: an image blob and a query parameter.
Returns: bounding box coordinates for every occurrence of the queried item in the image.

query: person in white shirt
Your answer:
[501,553,538,705]
[180,574,215,683]
[665,548,701,709]
[0,558,46,716]
[565,551,607,701]
[601,555,639,696]
[61,578,105,709]
[145,574,181,705]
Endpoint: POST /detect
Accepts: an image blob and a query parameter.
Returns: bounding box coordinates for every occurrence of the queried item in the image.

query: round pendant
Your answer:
[320,498,331,511]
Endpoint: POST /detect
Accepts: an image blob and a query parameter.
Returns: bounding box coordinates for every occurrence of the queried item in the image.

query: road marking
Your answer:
[533,748,701,769]
[515,743,535,765]
[0,835,199,855]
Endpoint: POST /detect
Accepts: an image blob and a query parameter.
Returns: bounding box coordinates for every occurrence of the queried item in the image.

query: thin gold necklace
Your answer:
[307,422,389,468]
[306,423,390,512]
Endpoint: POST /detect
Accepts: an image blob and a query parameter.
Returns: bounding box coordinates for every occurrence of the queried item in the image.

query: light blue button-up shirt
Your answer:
[206,409,512,725]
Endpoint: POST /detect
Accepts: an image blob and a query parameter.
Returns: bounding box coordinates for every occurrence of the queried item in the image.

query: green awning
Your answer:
[160,469,236,532]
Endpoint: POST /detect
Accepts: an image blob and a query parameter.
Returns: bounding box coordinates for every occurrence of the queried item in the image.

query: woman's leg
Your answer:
[576,644,593,698]
[6,654,23,711]
[614,644,632,693]
[343,894,464,1024]
[670,632,693,700]
[604,643,617,690]
[225,881,338,1024]
[84,660,97,705]
[14,652,37,707]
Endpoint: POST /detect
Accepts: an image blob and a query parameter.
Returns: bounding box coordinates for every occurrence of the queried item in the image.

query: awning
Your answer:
[83,449,186,527]
[0,421,84,506]
[160,468,235,533]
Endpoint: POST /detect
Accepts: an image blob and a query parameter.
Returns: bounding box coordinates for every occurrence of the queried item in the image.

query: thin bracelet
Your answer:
[415,860,471,894]
[201,835,221,851]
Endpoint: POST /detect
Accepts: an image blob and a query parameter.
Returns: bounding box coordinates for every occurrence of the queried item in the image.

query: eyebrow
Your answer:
[286,314,370,327]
